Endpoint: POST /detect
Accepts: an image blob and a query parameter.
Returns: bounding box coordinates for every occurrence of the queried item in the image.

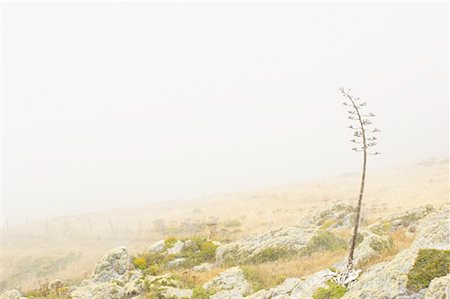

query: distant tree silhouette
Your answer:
[340,88,380,274]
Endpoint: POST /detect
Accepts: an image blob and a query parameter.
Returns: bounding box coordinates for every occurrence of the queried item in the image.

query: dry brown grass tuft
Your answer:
[358,228,415,270]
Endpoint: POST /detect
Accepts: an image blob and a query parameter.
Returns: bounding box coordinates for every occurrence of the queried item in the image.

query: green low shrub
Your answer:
[250,247,296,264]
[179,238,218,267]
[406,249,450,292]
[164,237,178,249]
[321,219,337,230]
[303,230,347,255]
[133,237,219,271]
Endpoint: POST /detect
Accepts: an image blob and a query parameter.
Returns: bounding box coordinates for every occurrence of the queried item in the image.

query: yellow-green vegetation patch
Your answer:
[164,237,178,248]
[303,230,348,256]
[133,256,147,270]
[132,237,219,272]
[177,237,218,268]
[406,249,450,292]
[142,290,160,299]
[320,219,337,230]
[312,280,348,299]
[131,251,173,275]
[192,286,210,299]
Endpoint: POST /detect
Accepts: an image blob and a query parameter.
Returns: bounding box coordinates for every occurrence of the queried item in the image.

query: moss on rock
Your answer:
[406,249,450,292]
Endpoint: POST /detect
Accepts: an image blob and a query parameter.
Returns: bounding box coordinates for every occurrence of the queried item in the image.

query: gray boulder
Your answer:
[425,273,450,299]
[168,240,186,255]
[203,267,252,297]
[167,258,187,268]
[91,246,132,283]
[71,246,144,299]
[147,239,167,253]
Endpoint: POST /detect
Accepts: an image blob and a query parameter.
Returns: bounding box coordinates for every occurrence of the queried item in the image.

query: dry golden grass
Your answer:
[171,250,346,290]
[333,229,352,240]
[242,250,347,290]
[173,229,414,291]
[172,266,228,287]
[358,228,415,270]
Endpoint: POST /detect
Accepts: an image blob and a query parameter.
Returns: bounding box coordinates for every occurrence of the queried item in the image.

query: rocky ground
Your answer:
[1,202,449,299]
[3,159,447,295]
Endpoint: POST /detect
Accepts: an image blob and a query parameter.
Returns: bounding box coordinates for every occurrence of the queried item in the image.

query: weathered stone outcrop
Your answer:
[368,204,434,235]
[216,226,319,264]
[343,204,449,299]
[203,267,252,298]
[298,204,356,229]
[70,247,150,298]
[246,269,336,299]
[147,240,166,253]
[91,246,132,283]
[424,273,450,298]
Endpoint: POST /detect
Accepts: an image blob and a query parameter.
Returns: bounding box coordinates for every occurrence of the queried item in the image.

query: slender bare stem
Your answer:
[341,89,368,271]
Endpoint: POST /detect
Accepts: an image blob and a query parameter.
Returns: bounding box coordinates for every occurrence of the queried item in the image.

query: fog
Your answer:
[2,2,448,224]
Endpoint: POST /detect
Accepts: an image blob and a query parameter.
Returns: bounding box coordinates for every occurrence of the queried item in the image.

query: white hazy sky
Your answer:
[2,1,448,222]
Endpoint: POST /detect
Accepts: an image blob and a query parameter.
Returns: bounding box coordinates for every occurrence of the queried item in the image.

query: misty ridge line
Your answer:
[2,156,448,233]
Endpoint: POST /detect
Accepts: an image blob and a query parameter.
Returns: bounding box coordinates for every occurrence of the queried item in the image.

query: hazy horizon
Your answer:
[2,2,448,223]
